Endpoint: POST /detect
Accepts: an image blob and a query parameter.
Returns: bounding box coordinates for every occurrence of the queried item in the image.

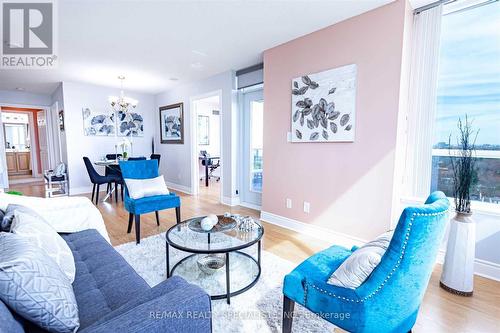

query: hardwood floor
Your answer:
[6,181,500,332]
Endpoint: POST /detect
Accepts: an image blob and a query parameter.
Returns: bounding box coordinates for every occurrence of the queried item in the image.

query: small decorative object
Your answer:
[58,110,64,131]
[440,115,478,297]
[200,217,214,231]
[198,115,209,145]
[223,212,231,218]
[82,107,115,136]
[159,103,184,144]
[188,215,237,233]
[237,216,257,232]
[197,254,225,274]
[206,214,218,226]
[291,64,357,143]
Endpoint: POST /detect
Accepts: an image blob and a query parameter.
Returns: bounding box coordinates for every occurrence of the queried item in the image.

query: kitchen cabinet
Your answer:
[6,151,31,175]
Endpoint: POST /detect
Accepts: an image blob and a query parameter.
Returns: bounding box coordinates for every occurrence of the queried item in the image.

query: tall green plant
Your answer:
[449,115,479,213]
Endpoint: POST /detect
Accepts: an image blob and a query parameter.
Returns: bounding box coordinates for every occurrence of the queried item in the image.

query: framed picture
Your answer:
[58,110,65,131]
[82,107,115,136]
[198,115,209,145]
[291,64,357,142]
[159,103,184,144]
[117,110,144,137]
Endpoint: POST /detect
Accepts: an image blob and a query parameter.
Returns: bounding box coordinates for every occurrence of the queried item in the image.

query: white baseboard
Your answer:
[260,211,366,249]
[70,186,92,195]
[239,201,261,211]
[261,210,500,282]
[222,196,240,207]
[165,181,192,195]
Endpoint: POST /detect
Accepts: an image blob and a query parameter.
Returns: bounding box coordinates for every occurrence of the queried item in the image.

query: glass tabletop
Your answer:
[166,217,264,253]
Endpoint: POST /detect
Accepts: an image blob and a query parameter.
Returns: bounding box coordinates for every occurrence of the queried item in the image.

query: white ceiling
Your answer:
[0,0,403,95]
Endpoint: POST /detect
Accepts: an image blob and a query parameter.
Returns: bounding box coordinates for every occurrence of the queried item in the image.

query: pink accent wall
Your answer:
[262,0,410,239]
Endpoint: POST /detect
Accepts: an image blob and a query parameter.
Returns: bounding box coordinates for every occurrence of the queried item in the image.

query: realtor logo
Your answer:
[1,0,57,68]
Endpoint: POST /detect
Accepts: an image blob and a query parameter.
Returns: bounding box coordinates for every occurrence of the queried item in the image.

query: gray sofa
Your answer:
[0,229,212,333]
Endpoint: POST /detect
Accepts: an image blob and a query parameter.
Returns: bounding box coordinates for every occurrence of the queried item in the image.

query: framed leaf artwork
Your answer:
[159,103,184,144]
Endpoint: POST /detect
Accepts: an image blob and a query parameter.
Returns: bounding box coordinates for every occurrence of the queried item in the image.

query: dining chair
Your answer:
[119,160,181,244]
[83,157,121,204]
[105,153,124,200]
[150,154,161,167]
[282,191,450,333]
[127,157,147,161]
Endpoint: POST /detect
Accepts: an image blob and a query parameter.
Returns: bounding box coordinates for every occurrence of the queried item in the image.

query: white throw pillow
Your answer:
[327,231,394,289]
[10,210,76,283]
[124,175,170,199]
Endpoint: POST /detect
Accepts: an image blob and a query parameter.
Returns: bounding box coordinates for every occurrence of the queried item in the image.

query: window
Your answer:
[249,100,263,193]
[431,1,500,204]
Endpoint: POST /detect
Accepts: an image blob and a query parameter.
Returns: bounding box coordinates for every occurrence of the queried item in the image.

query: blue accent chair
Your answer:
[282,191,450,333]
[119,160,181,244]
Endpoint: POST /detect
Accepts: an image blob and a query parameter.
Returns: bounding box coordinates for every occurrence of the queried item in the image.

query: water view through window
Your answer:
[431,1,500,204]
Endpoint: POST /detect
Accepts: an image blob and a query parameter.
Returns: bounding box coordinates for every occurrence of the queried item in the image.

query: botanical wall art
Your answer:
[82,107,115,136]
[117,110,144,137]
[291,64,357,142]
[159,103,184,144]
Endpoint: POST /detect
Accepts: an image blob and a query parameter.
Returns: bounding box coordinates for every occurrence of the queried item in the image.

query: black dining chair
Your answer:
[105,153,124,201]
[83,157,121,204]
[150,154,161,167]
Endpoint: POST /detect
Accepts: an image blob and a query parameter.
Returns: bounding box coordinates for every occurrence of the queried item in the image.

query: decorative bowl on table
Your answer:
[197,254,226,274]
[188,215,237,233]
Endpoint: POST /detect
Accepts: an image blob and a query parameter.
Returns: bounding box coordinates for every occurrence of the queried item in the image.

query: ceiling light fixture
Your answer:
[108,76,138,114]
[15,87,25,91]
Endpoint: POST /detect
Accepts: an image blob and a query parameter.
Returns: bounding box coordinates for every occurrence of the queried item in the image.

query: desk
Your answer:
[199,156,220,187]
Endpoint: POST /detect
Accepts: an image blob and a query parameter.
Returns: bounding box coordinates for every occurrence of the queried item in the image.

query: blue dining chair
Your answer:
[282,191,450,333]
[119,160,181,244]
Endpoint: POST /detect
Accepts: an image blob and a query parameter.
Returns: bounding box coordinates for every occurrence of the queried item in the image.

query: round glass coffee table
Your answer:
[165,216,264,304]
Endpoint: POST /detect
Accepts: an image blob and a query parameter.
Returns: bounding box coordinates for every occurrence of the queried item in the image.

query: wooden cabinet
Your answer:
[6,151,31,176]
[6,152,17,173]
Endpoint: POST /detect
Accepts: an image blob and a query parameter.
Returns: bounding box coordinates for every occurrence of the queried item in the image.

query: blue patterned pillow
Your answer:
[0,233,80,333]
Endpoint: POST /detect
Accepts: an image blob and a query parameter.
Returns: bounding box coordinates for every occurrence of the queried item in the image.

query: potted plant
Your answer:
[440,115,478,296]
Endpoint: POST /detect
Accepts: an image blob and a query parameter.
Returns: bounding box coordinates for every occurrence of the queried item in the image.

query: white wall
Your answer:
[62,81,156,193]
[51,83,68,166]
[0,90,52,106]
[155,70,237,200]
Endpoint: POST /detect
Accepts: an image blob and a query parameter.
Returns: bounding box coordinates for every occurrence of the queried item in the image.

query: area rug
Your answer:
[115,233,336,332]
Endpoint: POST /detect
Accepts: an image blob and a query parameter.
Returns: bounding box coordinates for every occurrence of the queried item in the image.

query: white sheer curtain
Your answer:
[403,4,443,199]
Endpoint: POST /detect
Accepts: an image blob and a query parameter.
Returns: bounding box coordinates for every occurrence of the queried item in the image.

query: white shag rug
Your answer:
[115,234,336,333]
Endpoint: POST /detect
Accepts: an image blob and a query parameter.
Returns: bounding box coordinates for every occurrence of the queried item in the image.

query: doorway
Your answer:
[240,86,263,209]
[1,107,44,186]
[191,92,222,202]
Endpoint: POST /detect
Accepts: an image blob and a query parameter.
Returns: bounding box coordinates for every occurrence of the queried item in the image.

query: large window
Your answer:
[431,1,500,204]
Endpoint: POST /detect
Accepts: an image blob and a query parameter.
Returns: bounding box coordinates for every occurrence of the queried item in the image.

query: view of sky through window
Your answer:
[434,1,500,148]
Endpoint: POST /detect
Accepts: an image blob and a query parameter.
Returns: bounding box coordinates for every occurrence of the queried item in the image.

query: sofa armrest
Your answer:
[79,276,211,333]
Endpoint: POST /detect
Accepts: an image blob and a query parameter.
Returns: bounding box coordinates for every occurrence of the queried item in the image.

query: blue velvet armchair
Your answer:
[282,191,450,333]
[119,160,181,244]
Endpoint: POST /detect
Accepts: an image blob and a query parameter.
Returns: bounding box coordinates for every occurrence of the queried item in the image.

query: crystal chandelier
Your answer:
[108,76,138,113]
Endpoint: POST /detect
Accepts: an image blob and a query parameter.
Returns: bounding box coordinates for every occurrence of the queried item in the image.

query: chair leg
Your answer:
[121,185,124,201]
[282,295,295,333]
[115,182,118,203]
[95,184,100,204]
[127,213,133,233]
[91,184,96,202]
[107,183,110,194]
[135,214,141,244]
[175,206,181,224]
[155,211,160,226]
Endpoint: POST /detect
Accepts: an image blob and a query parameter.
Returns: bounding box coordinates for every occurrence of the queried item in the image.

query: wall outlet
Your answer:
[286,198,292,209]
[303,201,310,213]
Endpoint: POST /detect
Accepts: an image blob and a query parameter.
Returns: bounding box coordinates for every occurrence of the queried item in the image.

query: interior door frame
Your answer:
[189,90,223,202]
[0,103,51,186]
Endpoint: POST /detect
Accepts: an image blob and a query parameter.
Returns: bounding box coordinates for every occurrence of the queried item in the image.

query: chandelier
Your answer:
[108,76,138,113]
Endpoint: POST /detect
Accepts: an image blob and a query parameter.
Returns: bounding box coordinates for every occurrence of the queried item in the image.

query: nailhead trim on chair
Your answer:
[306,210,449,304]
